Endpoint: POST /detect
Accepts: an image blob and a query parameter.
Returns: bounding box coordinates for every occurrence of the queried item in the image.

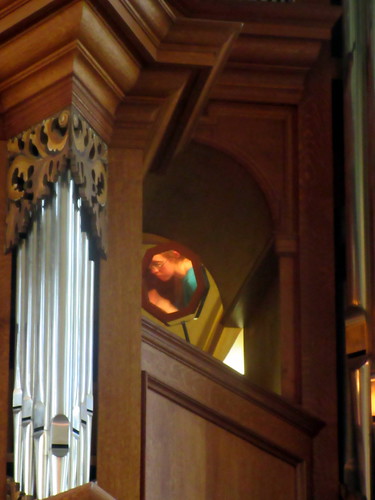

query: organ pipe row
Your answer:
[12,173,95,498]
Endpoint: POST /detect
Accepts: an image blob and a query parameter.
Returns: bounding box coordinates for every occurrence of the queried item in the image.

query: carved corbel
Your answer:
[5,107,108,256]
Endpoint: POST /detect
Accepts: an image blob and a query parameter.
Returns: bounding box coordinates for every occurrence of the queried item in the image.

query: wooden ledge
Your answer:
[141,317,324,437]
[47,482,115,499]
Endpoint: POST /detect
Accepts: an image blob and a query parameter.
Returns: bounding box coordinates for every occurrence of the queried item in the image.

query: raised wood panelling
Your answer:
[142,319,323,437]
[141,320,323,500]
[146,373,306,465]
[195,102,292,225]
[144,377,299,500]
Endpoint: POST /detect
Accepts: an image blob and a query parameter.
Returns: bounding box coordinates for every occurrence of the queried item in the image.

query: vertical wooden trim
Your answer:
[97,148,143,499]
[0,139,12,498]
[277,108,301,403]
[140,371,148,500]
[278,250,301,402]
[295,461,309,500]
[297,45,338,499]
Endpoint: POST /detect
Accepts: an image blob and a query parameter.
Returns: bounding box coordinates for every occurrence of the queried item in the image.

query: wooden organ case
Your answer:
[0,1,342,499]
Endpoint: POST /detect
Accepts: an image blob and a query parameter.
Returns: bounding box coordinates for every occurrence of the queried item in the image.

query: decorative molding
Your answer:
[0,0,242,170]
[141,368,310,499]
[167,0,341,41]
[111,19,242,173]
[142,370,302,466]
[165,1,341,106]
[141,317,324,437]
[5,107,108,256]
[0,1,141,141]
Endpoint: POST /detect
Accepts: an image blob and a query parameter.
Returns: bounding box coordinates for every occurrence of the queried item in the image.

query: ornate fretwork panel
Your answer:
[6,108,108,257]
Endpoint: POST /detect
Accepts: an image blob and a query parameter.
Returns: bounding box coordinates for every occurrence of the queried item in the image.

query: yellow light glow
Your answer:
[223,330,244,375]
[371,378,375,417]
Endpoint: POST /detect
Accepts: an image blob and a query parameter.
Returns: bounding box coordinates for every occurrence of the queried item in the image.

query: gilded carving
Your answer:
[5,108,108,256]
[70,112,108,253]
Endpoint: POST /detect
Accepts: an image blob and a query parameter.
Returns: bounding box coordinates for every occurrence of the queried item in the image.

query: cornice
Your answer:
[0,1,141,141]
[167,0,342,105]
[168,0,341,41]
[0,0,242,172]
[0,0,340,166]
[211,35,324,105]
[91,0,175,61]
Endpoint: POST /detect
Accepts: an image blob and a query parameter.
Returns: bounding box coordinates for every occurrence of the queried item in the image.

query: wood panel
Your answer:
[194,102,300,401]
[143,373,299,500]
[195,103,291,225]
[141,320,323,500]
[97,148,143,499]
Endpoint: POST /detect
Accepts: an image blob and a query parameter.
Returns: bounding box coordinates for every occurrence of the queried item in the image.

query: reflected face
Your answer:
[149,253,176,281]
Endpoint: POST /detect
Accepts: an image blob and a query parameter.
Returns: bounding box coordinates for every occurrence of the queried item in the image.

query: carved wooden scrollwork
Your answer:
[70,112,108,255]
[5,108,108,256]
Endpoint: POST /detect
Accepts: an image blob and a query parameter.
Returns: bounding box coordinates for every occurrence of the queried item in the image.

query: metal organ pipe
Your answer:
[69,196,82,491]
[33,200,50,499]
[13,238,26,487]
[13,174,96,498]
[85,253,95,485]
[23,216,37,496]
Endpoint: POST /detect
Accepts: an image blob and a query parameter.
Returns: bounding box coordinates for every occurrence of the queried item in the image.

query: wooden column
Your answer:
[97,148,143,499]
[298,45,338,499]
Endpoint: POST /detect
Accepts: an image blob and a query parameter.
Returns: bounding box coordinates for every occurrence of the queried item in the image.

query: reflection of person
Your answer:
[148,250,197,311]
[147,288,178,314]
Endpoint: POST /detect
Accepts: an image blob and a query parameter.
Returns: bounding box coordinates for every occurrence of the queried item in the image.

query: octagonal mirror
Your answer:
[142,242,209,326]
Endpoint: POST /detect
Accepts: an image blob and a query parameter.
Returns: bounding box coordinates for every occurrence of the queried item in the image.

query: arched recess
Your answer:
[143,141,281,393]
